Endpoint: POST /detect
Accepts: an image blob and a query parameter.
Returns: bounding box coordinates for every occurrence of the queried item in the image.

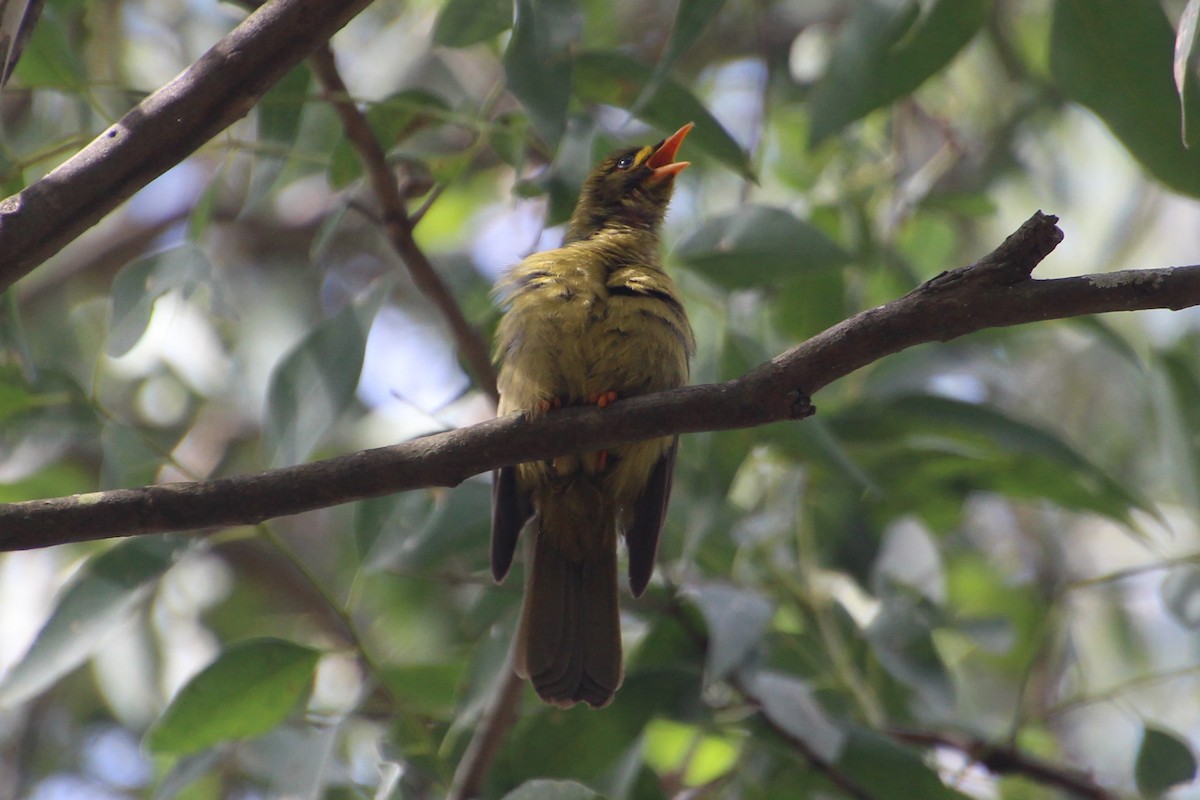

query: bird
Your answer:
[490,123,696,708]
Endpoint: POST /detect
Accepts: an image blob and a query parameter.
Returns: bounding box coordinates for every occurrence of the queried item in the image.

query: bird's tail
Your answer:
[514,523,623,708]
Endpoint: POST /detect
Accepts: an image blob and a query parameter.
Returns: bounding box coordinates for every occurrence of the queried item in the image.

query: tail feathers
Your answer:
[515,528,622,708]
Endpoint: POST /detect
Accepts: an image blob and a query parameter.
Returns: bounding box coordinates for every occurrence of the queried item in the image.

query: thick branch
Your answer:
[0,0,373,293]
[4,213,1200,551]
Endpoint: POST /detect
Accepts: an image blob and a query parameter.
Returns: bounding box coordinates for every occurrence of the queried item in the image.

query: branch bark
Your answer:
[0,0,373,293]
[4,212,1200,551]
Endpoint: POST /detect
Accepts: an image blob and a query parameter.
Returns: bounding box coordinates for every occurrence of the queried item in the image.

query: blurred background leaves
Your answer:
[1,0,1200,798]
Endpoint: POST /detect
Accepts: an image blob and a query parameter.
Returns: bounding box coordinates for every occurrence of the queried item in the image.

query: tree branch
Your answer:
[887,727,1116,800]
[0,0,373,293]
[307,45,500,401]
[4,212,1200,551]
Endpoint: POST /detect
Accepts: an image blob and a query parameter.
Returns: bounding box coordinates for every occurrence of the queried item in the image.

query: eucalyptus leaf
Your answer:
[504,0,579,147]
[501,780,601,800]
[1136,726,1198,797]
[837,727,971,799]
[328,89,450,189]
[1051,0,1200,197]
[631,0,726,115]
[11,5,82,88]
[145,638,321,756]
[1162,565,1200,629]
[258,64,311,147]
[0,536,186,709]
[687,583,774,683]
[674,205,850,288]
[265,302,375,466]
[808,0,988,144]
[391,479,490,571]
[434,0,512,47]
[744,671,846,762]
[865,596,954,713]
[108,245,214,357]
[573,50,754,179]
[1176,0,1200,146]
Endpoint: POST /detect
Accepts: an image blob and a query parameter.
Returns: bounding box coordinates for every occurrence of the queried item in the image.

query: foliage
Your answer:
[1,0,1200,798]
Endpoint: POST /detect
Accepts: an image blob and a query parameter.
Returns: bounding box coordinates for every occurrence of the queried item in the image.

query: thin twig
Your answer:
[660,581,879,800]
[447,655,525,800]
[308,45,499,402]
[887,727,1117,800]
[1044,662,1200,719]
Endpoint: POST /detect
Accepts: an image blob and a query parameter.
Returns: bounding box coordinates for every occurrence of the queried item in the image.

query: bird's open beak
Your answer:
[646,122,694,181]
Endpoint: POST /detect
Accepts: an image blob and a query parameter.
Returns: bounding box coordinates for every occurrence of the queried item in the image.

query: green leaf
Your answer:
[434,0,512,47]
[381,662,464,715]
[264,303,374,466]
[0,364,64,426]
[837,728,971,799]
[107,245,214,357]
[746,671,846,762]
[0,536,185,708]
[328,90,450,189]
[1162,565,1200,628]
[642,719,741,786]
[100,421,181,489]
[808,0,988,144]
[504,0,579,147]
[1051,0,1200,197]
[832,394,1155,524]
[771,267,847,341]
[145,638,321,756]
[258,64,311,147]
[1177,0,1200,146]
[392,480,491,570]
[352,490,436,569]
[501,780,601,800]
[1136,726,1197,797]
[673,205,851,288]
[687,583,773,683]
[865,596,955,713]
[631,0,726,115]
[11,6,84,88]
[573,50,754,180]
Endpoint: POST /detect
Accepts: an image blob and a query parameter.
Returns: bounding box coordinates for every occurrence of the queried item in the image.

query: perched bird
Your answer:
[491,123,696,708]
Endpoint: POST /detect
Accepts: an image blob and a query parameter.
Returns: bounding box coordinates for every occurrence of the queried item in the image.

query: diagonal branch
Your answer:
[0,0,373,293]
[307,45,499,401]
[887,727,1116,800]
[4,212,1200,551]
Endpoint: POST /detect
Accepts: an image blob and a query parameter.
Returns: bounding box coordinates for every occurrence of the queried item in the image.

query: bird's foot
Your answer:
[535,396,564,415]
[587,391,618,470]
[588,390,618,408]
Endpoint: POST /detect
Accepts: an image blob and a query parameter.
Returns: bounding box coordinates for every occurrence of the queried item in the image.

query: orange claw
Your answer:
[535,397,564,414]
[585,391,618,471]
[589,390,618,408]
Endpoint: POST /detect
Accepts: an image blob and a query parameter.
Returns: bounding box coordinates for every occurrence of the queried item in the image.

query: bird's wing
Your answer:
[625,438,677,597]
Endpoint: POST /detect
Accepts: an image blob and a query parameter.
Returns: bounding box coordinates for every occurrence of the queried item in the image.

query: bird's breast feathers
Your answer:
[495,240,693,415]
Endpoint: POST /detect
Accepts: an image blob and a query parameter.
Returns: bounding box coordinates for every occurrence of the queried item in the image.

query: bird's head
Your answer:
[564,123,693,243]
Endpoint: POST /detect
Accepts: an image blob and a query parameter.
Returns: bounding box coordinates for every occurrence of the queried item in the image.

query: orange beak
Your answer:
[646,122,694,181]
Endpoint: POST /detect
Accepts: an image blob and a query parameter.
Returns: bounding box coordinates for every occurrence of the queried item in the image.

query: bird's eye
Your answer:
[616,154,635,170]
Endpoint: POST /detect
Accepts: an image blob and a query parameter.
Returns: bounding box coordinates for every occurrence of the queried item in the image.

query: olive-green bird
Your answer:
[491,123,696,708]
